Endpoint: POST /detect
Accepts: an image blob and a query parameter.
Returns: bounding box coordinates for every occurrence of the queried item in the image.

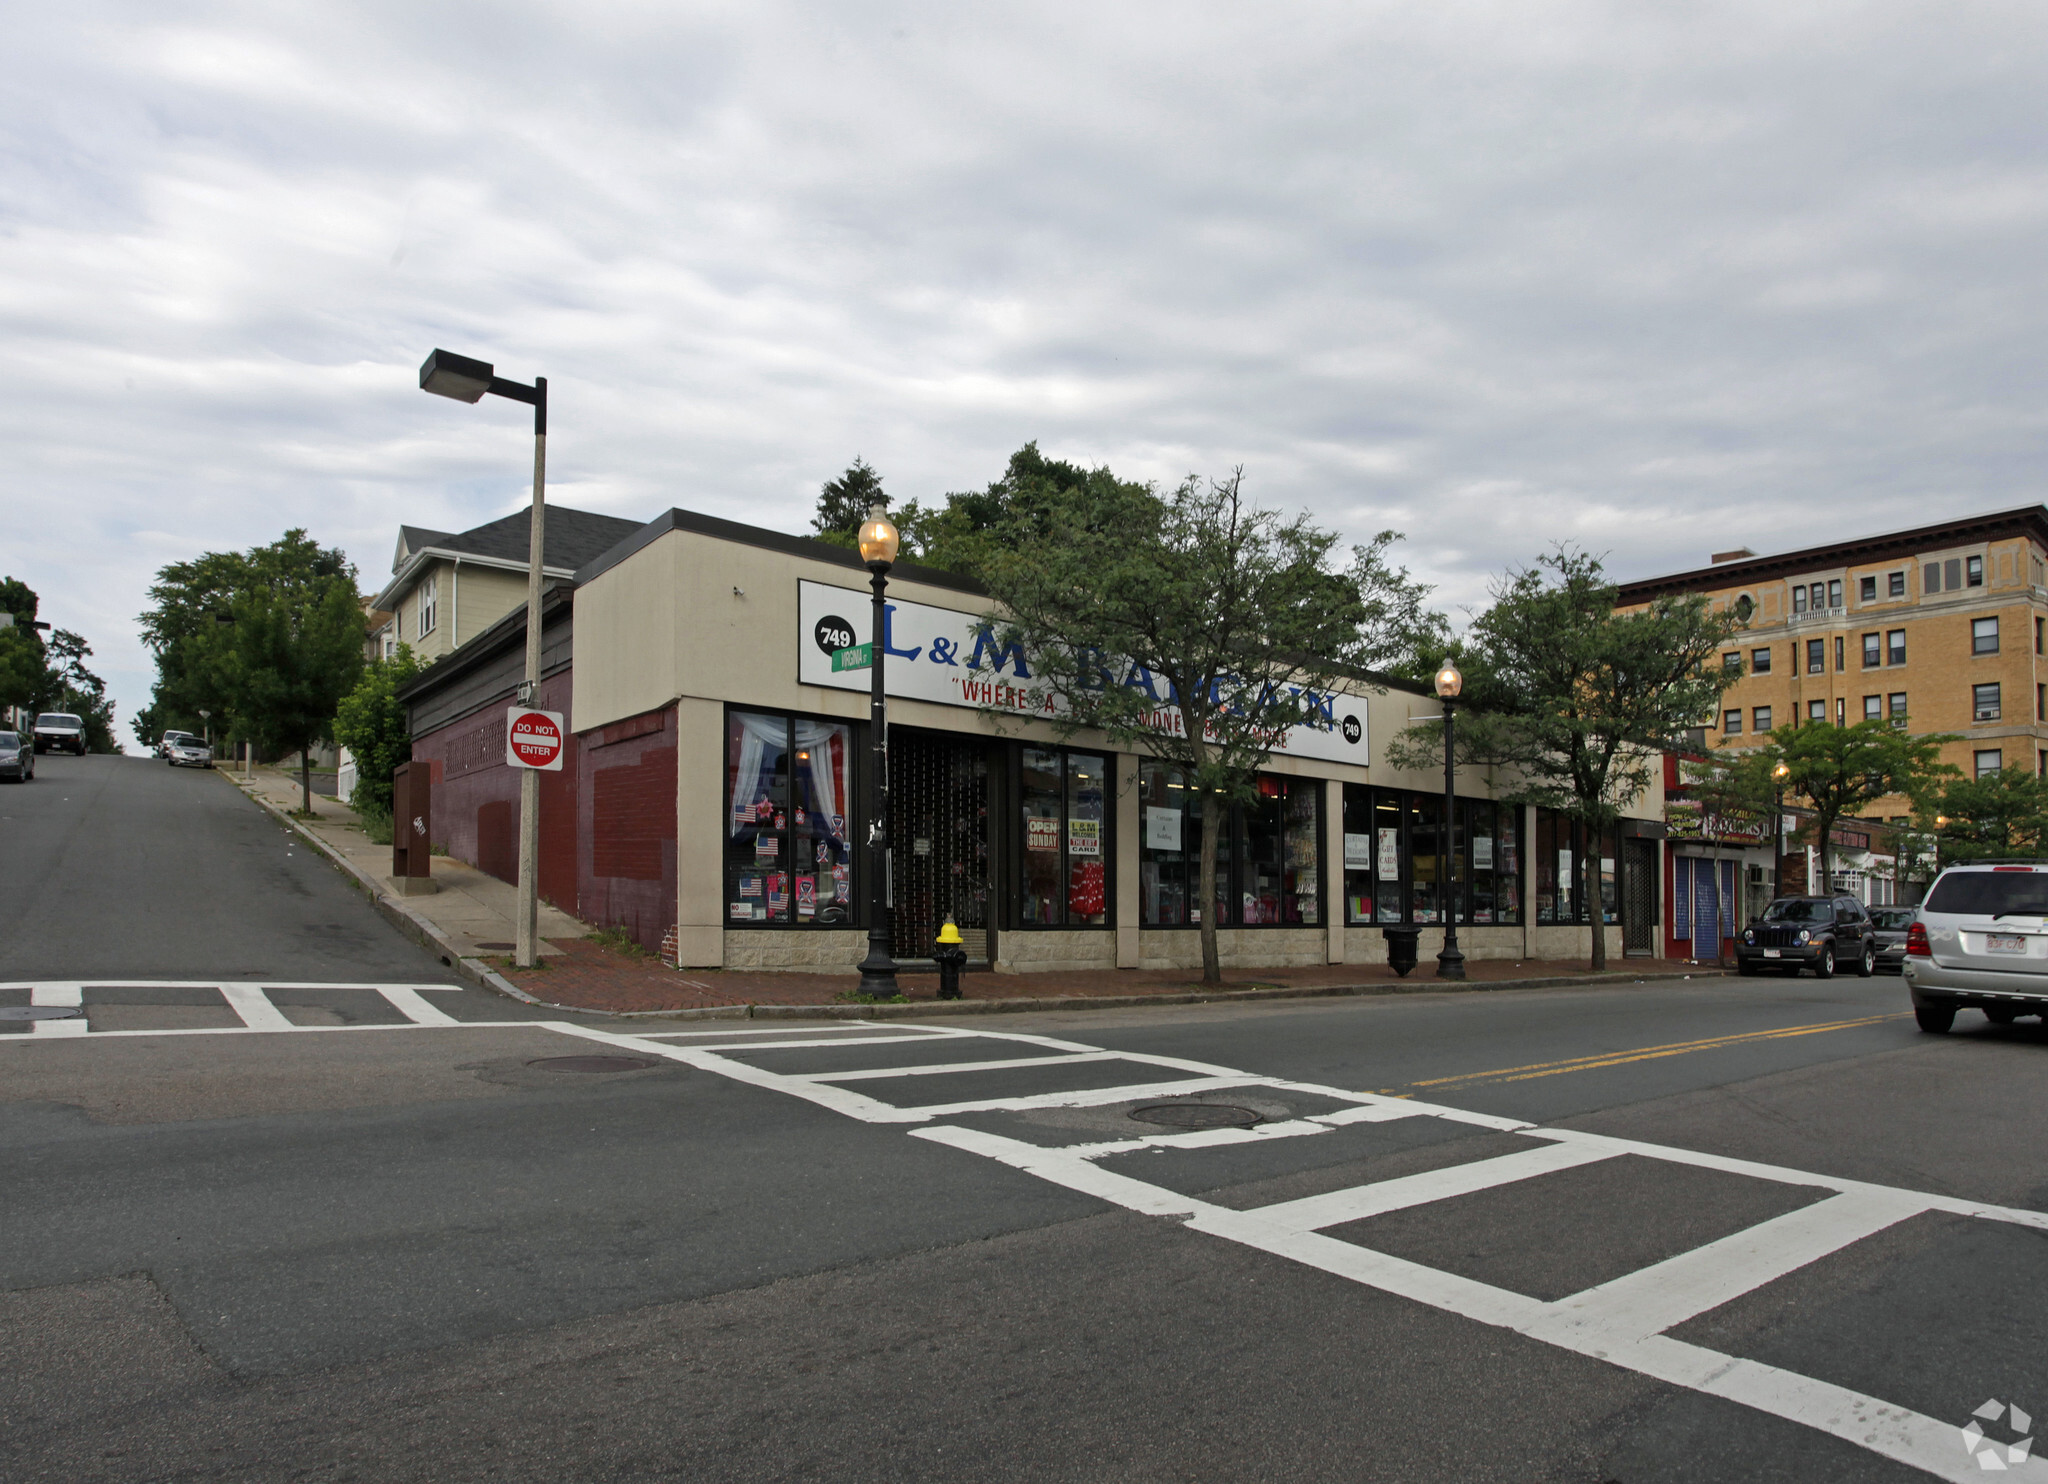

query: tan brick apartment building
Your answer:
[1618,506,2048,795]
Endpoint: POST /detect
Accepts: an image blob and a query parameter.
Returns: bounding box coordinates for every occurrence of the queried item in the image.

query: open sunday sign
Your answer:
[795,579,1369,766]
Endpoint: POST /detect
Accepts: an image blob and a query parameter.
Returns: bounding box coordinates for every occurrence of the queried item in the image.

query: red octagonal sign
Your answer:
[505,707,566,771]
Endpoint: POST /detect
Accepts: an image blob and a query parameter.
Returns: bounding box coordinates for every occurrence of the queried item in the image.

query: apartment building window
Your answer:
[1806,639,1825,674]
[1859,575,1877,603]
[1889,571,1906,598]
[1753,706,1772,732]
[1887,629,1906,665]
[1836,697,1846,725]
[1807,699,1826,721]
[417,574,437,638]
[1972,617,1999,655]
[1925,562,1941,593]
[1792,584,1807,614]
[1721,651,1740,672]
[1976,749,2002,779]
[1811,582,1827,610]
[2037,683,2044,722]
[1861,632,1880,667]
[1723,709,1743,735]
[1834,635,1845,671]
[1967,555,1984,587]
[2037,615,2044,654]
[1888,693,1908,726]
[1863,695,1882,721]
[1974,683,2002,722]
[1828,579,1843,608]
[1751,647,1772,674]
[2041,749,2046,779]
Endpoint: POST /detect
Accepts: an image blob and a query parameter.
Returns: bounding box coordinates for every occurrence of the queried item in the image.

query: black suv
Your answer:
[1736,895,1876,978]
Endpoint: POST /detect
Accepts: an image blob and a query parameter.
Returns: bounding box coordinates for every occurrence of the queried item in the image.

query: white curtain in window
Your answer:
[795,719,848,840]
[729,713,788,837]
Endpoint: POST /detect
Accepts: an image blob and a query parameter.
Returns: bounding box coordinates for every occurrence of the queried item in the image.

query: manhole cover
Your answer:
[527,1055,662,1074]
[0,1006,82,1021]
[475,941,515,951]
[1128,1102,1262,1129]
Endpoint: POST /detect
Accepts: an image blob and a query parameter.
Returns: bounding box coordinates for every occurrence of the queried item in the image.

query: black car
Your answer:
[1736,895,1877,978]
[1865,905,1916,974]
[0,730,32,782]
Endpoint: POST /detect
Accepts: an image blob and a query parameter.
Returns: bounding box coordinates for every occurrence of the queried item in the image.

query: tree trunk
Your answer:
[1585,834,1606,970]
[300,751,312,814]
[1198,792,1222,985]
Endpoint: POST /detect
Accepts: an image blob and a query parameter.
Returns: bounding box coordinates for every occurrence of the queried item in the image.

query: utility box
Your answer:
[390,761,438,895]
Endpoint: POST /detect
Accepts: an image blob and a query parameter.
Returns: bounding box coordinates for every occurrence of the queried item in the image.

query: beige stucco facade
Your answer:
[576,512,1666,974]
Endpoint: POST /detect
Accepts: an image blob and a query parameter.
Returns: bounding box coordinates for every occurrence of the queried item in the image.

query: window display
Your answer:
[1017,747,1109,927]
[727,710,853,926]
[1140,767,1318,927]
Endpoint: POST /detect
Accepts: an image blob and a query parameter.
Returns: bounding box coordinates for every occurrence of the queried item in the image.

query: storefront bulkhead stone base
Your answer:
[1136,928,1328,972]
[1336,924,1622,963]
[723,929,869,972]
[993,929,1117,975]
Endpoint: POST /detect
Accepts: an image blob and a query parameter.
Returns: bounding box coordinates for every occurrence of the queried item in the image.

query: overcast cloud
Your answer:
[6,1,2048,735]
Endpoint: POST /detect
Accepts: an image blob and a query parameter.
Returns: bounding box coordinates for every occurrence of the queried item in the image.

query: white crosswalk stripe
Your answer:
[0,982,469,1033]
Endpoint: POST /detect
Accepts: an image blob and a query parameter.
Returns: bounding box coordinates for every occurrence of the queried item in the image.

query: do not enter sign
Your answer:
[505,707,566,771]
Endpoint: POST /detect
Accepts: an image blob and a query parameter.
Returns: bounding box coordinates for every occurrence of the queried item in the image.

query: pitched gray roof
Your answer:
[435,506,646,572]
[393,525,454,574]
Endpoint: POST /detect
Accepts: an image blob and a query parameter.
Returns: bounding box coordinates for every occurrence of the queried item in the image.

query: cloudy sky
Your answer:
[7,1,2048,739]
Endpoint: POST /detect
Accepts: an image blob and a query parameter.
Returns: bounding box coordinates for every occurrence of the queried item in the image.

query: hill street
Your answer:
[3,756,2044,1483]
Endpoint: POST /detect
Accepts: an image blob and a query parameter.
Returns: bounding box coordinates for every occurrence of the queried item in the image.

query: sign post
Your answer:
[505,708,566,772]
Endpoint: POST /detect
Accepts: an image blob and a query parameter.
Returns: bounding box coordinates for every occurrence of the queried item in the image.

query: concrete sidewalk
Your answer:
[223,766,1724,1019]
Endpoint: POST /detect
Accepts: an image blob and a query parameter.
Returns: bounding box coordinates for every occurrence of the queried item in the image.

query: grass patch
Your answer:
[356,802,394,845]
[588,924,653,960]
[834,989,911,1005]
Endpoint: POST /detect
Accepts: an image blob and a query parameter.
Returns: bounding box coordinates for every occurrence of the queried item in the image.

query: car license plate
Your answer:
[1987,933,2027,955]
[1762,949,1781,958]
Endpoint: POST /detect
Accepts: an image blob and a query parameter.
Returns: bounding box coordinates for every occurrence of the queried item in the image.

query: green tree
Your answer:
[334,645,424,815]
[812,458,889,547]
[983,466,1442,985]
[1917,767,2048,865]
[0,577,49,717]
[43,629,118,752]
[1760,718,1958,887]
[1393,547,1744,969]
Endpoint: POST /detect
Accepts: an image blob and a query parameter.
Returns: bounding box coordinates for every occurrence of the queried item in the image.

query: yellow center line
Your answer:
[1402,1013,1912,1092]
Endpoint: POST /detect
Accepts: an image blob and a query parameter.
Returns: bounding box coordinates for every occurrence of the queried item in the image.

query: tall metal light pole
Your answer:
[1772,760,1790,895]
[855,501,902,998]
[1434,661,1466,980]
[419,349,548,968]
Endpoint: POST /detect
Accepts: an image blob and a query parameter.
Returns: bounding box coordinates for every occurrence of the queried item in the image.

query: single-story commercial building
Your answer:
[400,508,1667,972]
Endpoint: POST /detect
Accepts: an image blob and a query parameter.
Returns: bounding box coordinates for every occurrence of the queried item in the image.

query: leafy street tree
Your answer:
[1915,767,2048,865]
[0,576,49,716]
[1761,718,1957,887]
[1393,547,1744,969]
[334,645,424,818]
[222,562,366,813]
[0,580,118,750]
[982,465,1444,985]
[811,459,889,547]
[43,629,118,752]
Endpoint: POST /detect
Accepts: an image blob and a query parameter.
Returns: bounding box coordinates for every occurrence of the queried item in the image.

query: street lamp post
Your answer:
[419,349,548,968]
[1434,661,1466,981]
[855,501,902,999]
[1772,761,1790,894]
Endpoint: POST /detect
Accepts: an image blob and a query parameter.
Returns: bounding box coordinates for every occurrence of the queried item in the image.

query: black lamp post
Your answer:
[855,501,902,998]
[1434,661,1466,981]
[1772,761,1790,895]
[419,349,547,968]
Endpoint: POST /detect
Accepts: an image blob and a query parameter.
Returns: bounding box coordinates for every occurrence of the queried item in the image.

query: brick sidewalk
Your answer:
[493,943,1714,1015]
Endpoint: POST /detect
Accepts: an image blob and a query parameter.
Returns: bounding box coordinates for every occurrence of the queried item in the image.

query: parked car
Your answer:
[0,731,33,782]
[1735,895,1877,978]
[1865,906,1916,974]
[166,734,213,769]
[31,713,86,755]
[157,730,195,759]
[1903,861,2048,1032]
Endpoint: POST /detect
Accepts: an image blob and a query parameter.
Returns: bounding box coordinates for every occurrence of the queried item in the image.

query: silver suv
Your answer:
[1903,861,2048,1032]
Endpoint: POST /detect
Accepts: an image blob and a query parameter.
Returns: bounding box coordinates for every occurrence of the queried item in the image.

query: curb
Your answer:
[225,775,1730,1024]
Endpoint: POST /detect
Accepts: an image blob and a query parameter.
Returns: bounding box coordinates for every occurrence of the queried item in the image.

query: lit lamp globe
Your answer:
[1434,662,1463,701]
[1773,762,1790,781]
[857,503,900,570]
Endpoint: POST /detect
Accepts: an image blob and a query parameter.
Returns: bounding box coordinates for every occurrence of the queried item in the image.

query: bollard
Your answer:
[933,918,968,1000]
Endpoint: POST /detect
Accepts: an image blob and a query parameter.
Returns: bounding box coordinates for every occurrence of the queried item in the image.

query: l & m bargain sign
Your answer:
[796,580,1369,766]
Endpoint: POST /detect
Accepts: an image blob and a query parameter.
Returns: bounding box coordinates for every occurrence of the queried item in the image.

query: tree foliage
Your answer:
[1759,718,1957,885]
[1392,547,1744,967]
[0,579,117,749]
[1916,767,2048,865]
[811,458,889,547]
[334,645,424,815]
[982,465,1442,984]
[0,576,47,717]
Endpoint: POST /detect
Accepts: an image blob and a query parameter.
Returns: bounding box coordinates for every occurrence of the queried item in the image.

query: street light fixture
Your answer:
[419,349,548,968]
[1434,661,1466,981]
[855,502,902,999]
[1771,761,1790,895]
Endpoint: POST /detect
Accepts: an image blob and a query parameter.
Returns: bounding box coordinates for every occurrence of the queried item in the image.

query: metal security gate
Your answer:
[889,732,993,964]
[1622,838,1657,957]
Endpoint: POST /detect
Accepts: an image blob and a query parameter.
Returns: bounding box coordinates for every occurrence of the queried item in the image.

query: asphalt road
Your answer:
[3,756,2045,1483]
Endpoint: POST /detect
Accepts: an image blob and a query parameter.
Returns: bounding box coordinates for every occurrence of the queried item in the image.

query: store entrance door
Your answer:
[1622,838,1656,956]
[889,731,993,965]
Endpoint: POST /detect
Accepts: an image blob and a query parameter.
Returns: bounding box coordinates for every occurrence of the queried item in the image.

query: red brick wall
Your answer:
[576,705,677,953]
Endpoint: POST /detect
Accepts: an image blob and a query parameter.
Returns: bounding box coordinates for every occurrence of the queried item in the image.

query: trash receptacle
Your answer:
[934,918,968,1000]
[1382,926,1422,978]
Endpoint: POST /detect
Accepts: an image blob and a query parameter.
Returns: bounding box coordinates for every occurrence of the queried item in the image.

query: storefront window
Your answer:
[1139,762,1193,926]
[1141,767,1319,926]
[1535,808,1618,925]
[1018,748,1109,927]
[1345,787,1520,926]
[726,711,854,926]
[1408,793,1442,924]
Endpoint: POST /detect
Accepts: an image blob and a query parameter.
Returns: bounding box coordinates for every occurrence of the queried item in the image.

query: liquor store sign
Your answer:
[796,579,1369,766]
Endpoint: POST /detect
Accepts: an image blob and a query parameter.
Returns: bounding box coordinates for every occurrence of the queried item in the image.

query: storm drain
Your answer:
[527,1055,663,1074]
[0,1006,82,1021]
[1127,1102,1262,1129]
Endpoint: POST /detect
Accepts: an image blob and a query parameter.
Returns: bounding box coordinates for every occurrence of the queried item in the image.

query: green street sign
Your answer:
[831,642,875,672]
